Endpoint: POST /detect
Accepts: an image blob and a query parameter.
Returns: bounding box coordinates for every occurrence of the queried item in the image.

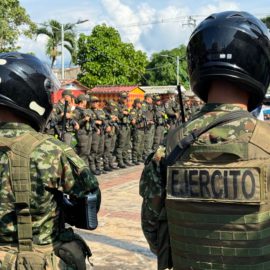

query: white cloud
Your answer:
[100,0,192,56]
[101,0,146,45]
[17,0,241,63]
[134,4,193,56]
[18,35,49,63]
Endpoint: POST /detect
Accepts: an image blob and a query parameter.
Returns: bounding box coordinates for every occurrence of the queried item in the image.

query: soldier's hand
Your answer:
[85,116,90,121]
[111,115,118,121]
[95,120,102,125]
[74,122,80,130]
[106,126,112,133]
[123,111,129,115]
[65,112,72,119]
[131,119,136,125]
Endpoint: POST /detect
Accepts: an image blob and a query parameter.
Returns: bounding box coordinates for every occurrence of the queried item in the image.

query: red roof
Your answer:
[60,79,91,91]
[90,85,140,94]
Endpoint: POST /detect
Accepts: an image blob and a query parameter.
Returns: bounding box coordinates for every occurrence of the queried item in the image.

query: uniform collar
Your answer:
[200,103,248,113]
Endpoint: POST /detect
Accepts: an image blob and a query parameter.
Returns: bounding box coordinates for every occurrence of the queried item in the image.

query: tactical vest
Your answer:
[166,120,270,270]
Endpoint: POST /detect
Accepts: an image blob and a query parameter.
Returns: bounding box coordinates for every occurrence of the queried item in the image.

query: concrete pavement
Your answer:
[76,164,157,270]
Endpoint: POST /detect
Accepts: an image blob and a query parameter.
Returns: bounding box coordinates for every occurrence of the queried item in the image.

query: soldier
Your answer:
[54,90,79,146]
[73,94,93,168]
[164,89,180,129]
[0,52,101,269]
[142,94,155,160]
[44,109,59,137]
[140,11,270,269]
[89,96,107,175]
[130,98,145,165]
[152,95,166,151]
[103,100,119,171]
[115,92,132,168]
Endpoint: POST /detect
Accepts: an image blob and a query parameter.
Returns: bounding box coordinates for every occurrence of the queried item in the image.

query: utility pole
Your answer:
[176,56,180,86]
[60,19,89,80]
[61,23,64,80]
[182,16,196,28]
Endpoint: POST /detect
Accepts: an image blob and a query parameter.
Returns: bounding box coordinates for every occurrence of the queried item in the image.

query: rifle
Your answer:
[177,84,185,124]
[60,100,68,141]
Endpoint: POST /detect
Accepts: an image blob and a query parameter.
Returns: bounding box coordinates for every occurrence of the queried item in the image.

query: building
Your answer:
[53,67,81,80]
[140,85,187,101]
[89,85,145,108]
[52,79,91,104]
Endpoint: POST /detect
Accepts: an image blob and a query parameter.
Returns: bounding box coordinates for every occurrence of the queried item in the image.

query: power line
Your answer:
[114,12,270,29]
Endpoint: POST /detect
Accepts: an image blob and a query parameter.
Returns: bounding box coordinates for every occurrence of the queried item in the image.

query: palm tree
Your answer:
[36,20,76,67]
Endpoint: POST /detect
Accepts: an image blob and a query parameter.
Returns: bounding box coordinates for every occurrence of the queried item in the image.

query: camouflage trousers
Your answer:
[75,130,92,168]
[143,125,155,159]
[152,125,165,151]
[132,128,145,162]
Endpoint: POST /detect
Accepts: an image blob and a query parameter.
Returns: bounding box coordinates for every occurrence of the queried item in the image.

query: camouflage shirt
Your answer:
[0,122,100,245]
[139,103,256,254]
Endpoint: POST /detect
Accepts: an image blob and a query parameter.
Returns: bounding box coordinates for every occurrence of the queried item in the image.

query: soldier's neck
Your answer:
[0,107,29,124]
[207,81,249,110]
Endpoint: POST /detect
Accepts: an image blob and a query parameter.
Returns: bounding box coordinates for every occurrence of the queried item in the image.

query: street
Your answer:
[75,164,156,270]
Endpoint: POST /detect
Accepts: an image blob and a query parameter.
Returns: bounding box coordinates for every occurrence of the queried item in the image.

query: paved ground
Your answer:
[76,164,156,270]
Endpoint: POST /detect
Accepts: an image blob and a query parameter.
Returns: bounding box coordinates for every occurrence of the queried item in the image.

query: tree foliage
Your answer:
[36,20,76,67]
[77,24,148,88]
[144,45,190,90]
[262,16,270,29]
[0,0,36,52]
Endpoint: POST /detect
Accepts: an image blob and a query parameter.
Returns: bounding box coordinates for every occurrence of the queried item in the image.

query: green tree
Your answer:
[0,0,36,52]
[262,16,270,29]
[144,45,190,90]
[36,20,76,67]
[77,24,148,87]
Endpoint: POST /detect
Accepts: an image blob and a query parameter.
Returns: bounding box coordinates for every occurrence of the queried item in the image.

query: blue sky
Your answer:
[19,0,270,66]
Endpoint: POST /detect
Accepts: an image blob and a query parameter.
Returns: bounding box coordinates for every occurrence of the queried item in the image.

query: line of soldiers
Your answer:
[45,89,203,175]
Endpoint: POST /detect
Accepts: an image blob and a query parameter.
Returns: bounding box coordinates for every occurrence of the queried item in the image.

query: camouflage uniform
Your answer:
[142,100,155,160]
[140,104,257,269]
[54,100,77,146]
[90,107,107,174]
[152,97,166,151]
[130,100,145,164]
[73,103,94,168]
[44,110,59,137]
[103,101,119,171]
[0,122,100,268]
[115,94,132,167]
[164,97,180,129]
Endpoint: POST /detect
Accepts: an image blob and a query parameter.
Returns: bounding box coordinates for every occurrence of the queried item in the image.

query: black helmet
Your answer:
[187,11,270,111]
[0,52,60,131]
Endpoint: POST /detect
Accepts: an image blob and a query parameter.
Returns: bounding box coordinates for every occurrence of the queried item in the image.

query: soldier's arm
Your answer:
[139,150,166,255]
[60,146,101,210]
[73,109,84,127]
[165,103,177,118]
[53,104,64,123]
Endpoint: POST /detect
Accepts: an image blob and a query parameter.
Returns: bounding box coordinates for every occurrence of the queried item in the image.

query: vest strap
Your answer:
[0,132,50,252]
